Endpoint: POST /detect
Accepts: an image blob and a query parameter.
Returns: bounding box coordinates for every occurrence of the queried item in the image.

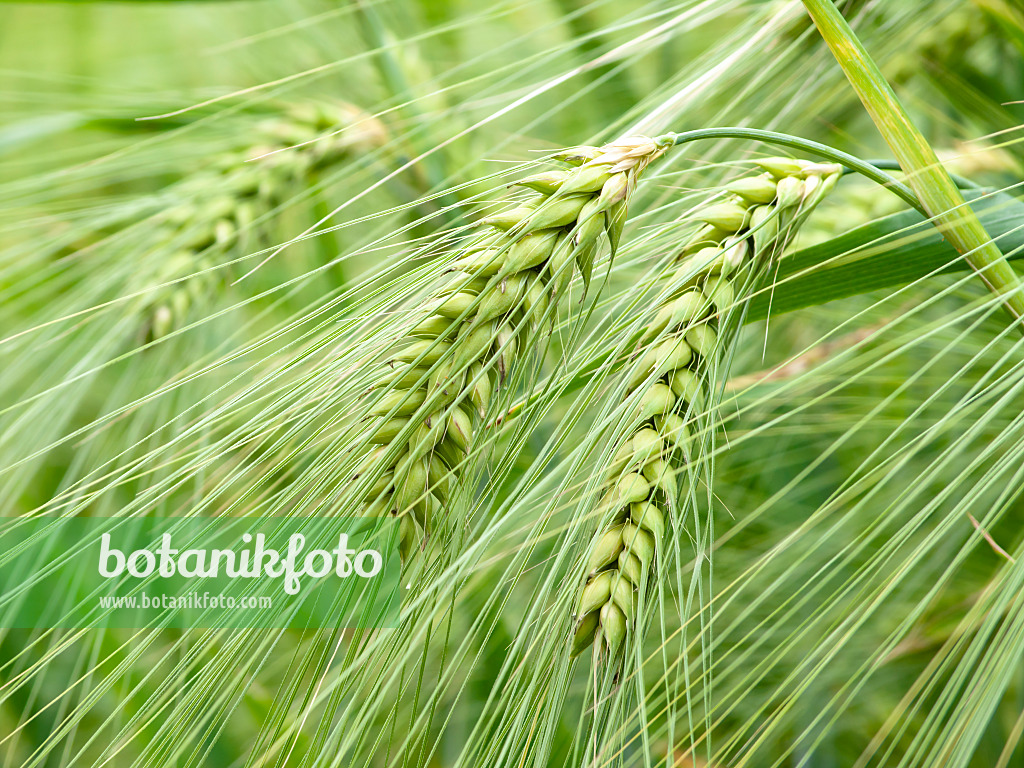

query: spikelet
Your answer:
[358,135,674,558]
[571,158,843,659]
[143,101,386,341]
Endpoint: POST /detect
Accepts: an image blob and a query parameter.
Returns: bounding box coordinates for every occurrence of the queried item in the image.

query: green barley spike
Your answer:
[143,101,386,341]
[571,159,843,659]
[358,135,675,558]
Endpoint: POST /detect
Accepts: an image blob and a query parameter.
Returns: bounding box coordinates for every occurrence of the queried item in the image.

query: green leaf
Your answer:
[747,189,1024,321]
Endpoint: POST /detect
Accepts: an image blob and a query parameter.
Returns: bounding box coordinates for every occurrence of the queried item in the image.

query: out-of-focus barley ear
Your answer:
[570,158,843,661]
[142,101,387,341]
[357,134,675,560]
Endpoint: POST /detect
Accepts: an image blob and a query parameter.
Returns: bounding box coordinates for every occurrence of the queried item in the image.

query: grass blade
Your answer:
[801,0,1024,324]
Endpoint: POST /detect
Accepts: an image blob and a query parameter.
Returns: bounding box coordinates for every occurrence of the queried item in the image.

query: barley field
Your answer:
[3,1,1024,766]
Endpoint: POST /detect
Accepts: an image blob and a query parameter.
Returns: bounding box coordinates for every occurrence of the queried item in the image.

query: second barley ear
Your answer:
[571,159,843,660]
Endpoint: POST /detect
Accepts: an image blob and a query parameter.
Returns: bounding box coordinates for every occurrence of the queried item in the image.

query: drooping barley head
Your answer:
[355,136,676,559]
[571,158,842,659]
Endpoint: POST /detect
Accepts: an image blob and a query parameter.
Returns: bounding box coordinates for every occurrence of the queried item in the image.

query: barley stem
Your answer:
[666,127,921,213]
[801,0,1024,325]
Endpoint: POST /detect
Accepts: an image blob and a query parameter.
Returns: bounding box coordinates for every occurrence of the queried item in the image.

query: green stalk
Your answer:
[800,0,1024,325]
[354,0,459,219]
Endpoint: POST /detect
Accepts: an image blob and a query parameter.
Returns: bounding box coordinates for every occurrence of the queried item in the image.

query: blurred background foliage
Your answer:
[2,0,1024,766]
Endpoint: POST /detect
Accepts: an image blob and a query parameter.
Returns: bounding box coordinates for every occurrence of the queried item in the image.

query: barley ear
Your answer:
[358,135,674,560]
[571,159,843,661]
[142,102,385,341]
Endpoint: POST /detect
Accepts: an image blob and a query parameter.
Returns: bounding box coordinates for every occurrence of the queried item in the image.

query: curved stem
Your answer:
[659,127,924,215]
[854,159,981,191]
